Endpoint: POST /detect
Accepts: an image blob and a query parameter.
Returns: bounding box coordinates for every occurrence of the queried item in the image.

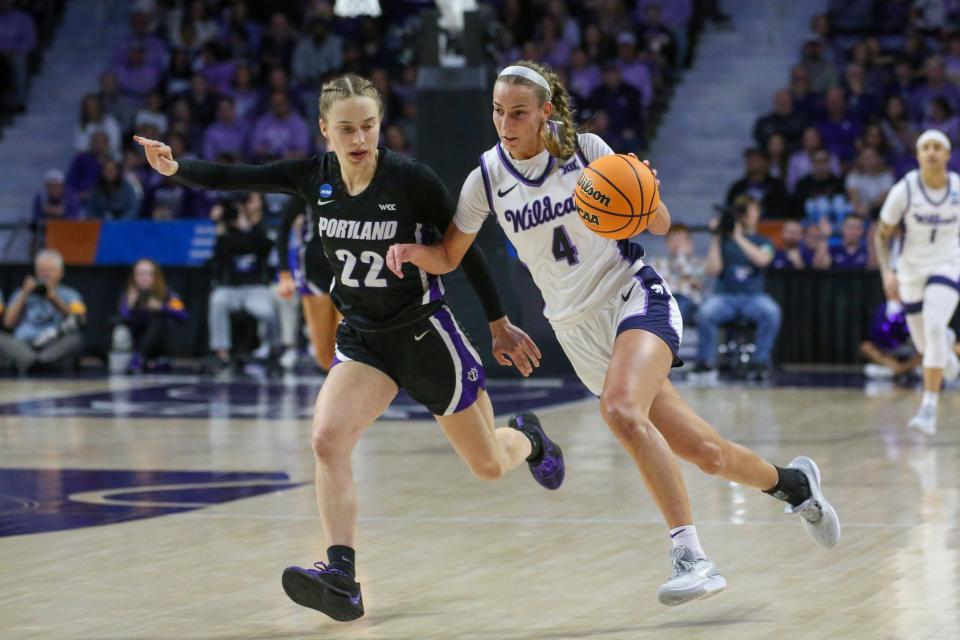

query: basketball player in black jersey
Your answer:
[134,74,564,623]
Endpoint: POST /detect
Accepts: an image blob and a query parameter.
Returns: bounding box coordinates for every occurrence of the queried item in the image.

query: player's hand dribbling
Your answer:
[133,135,179,176]
[490,317,541,377]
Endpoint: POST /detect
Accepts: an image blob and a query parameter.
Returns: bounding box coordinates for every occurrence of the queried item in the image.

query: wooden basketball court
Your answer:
[1,374,957,639]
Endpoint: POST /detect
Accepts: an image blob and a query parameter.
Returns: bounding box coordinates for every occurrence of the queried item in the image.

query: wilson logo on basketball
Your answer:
[575,175,611,207]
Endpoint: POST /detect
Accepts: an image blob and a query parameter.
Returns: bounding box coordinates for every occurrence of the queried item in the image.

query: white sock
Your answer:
[668,525,705,558]
[922,391,939,410]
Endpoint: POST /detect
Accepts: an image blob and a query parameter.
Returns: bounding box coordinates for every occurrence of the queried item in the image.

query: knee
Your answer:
[209,289,228,310]
[684,440,726,476]
[698,298,722,325]
[311,423,348,461]
[600,397,655,446]
[756,296,782,325]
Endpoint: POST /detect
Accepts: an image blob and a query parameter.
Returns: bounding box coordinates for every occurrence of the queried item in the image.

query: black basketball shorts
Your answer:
[331,304,487,416]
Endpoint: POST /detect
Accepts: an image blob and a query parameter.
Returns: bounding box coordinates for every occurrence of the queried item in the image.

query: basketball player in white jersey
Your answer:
[875,129,960,435]
[387,61,840,606]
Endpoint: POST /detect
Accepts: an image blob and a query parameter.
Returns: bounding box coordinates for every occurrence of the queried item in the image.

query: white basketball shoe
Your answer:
[784,456,841,549]
[656,546,727,606]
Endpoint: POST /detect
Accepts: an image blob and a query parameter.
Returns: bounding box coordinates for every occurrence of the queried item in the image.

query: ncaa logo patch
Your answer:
[319,183,333,199]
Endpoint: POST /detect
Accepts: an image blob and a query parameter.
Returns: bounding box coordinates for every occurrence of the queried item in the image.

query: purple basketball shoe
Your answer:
[509,411,565,490]
[282,562,363,621]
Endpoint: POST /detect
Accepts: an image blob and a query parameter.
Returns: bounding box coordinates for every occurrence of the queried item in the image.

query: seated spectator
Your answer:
[249,91,309,162]
[66,131,111,205]
[384,124,412,156]
[766,133,788,181]
[208,199,278,369]
[879,95,915,159]
[569,48,602,99]
[909,56,960,122]
[789,127,841,194]
[695,196,781,379]
[921,96,960,143]
[88,159,141,220]
[860,302,921,381]
[845,148,894,218]
[587,109,627,154]
[724,148,791,218]
[945,33,960,85]
[843,63,879,123]
[133,91,169,137]
[97,70,137,133]
[771,220,817,269]
[647,223,704,326]
[114,258,187,373]
[828,215,869,270]
[613,32,653,111]
[142,175,189,220]
[0,0,36,111]
[112,44,162,101]
[802,222,831,269]
[638,2,679,69]
[113,11,167,71]
[181,73,218,128]
[32,169,81,224]
[291,17,343,90]
[0,249,85,374]
[788,65,820,121]
[799,39,837,95]
[74,94,121,158]
[259,12,299,72]
[753,89,807,150]
[203,97,247,161]
[793,149,849,231]
[224,62,260,126]
[816,87,863,165]
[197,41,236,94]
[588,64,646,149]
[165,48,193,96]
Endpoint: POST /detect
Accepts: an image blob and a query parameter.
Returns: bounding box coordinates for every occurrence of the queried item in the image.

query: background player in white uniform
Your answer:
[387,60,840,606]
[876,129,960,434]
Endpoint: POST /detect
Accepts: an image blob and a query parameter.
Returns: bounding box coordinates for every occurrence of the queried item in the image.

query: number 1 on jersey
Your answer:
[552,226,580,265]
[931,227,938,243]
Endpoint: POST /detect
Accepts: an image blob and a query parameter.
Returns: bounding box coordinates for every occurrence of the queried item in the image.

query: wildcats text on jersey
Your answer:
[318,217,398,241]
[912,212,959,225]
[504,194,577,233]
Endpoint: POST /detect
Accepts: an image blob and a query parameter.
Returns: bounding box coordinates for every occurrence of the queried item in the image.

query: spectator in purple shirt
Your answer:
[113,45,163,101]
[588,63,646,149]
[32,170,81,224]
[569,48,602,99]
[224,63,260,126]
[291,17,344,90]
[613,32,653,110]
[816,87,863,165]
[771,220,816,269]
[0,0,37,110]
[921,97,960,143]
[908,56,960,121]
[198,42,236,95]
[113,11,167,72]
[66,131,111,204]
[828,216,869,270]
[115,259,188,373]
[203,97,247,161]
[249,91,309,161]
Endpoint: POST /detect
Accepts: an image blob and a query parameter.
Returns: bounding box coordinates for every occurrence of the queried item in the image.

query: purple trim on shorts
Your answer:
[426,273,444,302]
[496,144,555,187]
[434,306,486,413]
[902,300,923,314]
[617,265,680,355]
[927,275,960,292]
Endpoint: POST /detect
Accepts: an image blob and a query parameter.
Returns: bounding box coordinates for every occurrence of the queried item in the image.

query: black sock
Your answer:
[327,545,356,578]
[763,466,811,507]
[511,413,543,463]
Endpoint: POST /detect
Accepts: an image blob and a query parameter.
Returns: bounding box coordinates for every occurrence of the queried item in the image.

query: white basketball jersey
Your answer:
[454,133,644,326]
[881,170,960,272]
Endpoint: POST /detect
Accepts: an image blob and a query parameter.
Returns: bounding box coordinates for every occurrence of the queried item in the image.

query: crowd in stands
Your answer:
[29,0,720,226]
[0,0,65,129]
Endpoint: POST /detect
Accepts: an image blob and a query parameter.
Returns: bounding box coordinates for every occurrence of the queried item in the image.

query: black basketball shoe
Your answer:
[282,562,363,621]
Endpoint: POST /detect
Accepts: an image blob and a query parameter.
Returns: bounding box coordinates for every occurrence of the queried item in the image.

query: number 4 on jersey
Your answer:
[552,226,579,265]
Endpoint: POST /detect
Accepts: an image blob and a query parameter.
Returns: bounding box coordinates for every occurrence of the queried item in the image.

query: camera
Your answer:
[32,282,48,297]
[713,195,754,237]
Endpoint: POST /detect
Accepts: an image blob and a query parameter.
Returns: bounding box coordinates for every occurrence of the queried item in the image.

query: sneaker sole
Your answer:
[657,575,727,606]
[281,568,364,622]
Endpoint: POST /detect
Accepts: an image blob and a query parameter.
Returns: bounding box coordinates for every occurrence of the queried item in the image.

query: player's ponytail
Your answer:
[498,60,578,161]
[319,74,384,120]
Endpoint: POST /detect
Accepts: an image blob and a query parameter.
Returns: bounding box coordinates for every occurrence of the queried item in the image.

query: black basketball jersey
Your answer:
[175,149,462,332]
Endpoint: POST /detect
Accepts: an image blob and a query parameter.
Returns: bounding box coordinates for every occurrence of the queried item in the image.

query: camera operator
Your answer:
[0,249,86,374]
[693,195,782,380]
[208,197,279,370]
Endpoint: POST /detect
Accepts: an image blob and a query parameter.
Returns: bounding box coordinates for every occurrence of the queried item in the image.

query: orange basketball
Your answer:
[573,154,660,240]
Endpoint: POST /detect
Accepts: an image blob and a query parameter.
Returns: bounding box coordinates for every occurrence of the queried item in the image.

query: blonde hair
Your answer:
[318,74,384,120]
[496,60,577,160]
